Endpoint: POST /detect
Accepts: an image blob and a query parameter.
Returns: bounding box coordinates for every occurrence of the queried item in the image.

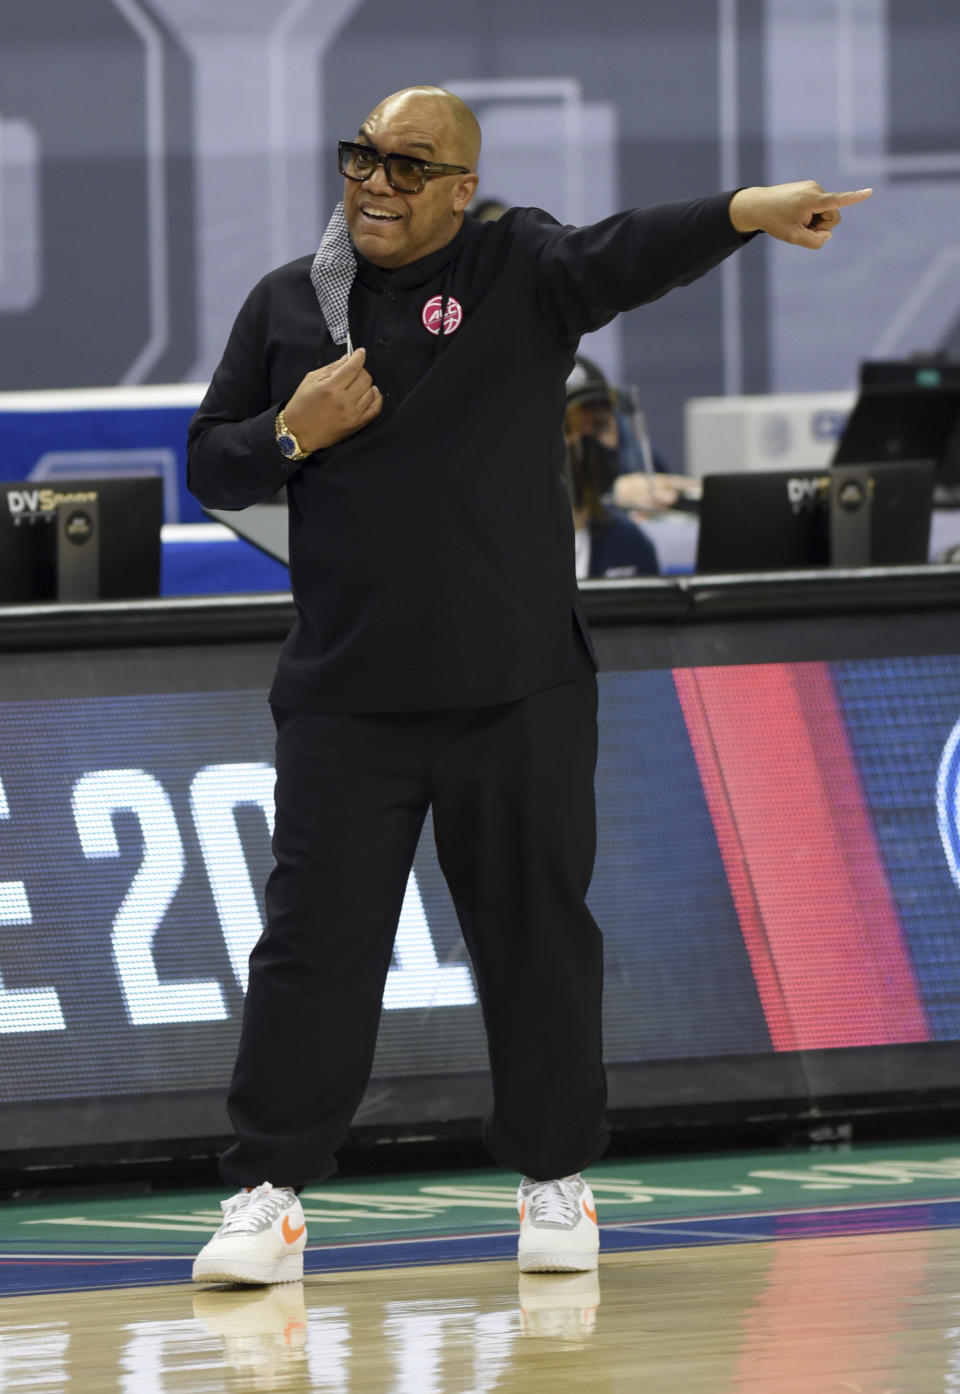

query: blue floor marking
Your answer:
[5,1197,960,1297]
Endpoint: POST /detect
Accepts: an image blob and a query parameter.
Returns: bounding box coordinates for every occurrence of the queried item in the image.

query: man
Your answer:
[187,85,871,1286]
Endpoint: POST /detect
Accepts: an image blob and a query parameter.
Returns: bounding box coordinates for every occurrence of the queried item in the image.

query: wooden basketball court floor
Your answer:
[5,1138,960,1392]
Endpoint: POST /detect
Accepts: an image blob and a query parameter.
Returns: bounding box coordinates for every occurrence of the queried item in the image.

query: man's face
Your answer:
[343,97,478,269]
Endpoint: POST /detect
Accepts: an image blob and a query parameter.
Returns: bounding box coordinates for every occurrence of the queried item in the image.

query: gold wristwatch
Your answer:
[275,408,309,462]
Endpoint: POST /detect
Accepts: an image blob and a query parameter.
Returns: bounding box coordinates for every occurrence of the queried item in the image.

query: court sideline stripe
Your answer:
[6,1190,960,1258]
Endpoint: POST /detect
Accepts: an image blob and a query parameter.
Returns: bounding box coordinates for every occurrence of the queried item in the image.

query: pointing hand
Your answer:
[729,181,874,250]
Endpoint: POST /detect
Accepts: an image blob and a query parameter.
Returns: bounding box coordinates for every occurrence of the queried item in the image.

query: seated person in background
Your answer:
[564,358,659,579]
[565,354,702,513]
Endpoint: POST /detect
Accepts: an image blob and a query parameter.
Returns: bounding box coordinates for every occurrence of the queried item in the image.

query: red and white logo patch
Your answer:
[421,294,463,336]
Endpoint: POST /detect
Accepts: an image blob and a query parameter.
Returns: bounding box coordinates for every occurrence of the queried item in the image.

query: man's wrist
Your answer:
[729,187,762,235]
[275,408,310,462]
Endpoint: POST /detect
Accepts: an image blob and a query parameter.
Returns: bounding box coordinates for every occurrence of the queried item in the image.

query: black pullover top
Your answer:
[187,195,749,713]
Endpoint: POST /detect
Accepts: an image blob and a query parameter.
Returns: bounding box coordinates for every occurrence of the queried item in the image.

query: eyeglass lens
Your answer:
[340,144,426,193]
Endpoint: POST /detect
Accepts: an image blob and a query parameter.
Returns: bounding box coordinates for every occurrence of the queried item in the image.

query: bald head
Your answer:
[365,87,481,171]
[344,85,482,269]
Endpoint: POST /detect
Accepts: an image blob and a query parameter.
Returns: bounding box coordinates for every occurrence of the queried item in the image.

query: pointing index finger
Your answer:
[813,188,874,211]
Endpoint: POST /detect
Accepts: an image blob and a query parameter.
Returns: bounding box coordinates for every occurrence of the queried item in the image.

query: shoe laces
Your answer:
[218,1182,294,1236]
[523,1176,582,1226]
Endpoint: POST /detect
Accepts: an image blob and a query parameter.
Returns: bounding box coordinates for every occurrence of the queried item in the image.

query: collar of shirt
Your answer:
[354,218,471,292]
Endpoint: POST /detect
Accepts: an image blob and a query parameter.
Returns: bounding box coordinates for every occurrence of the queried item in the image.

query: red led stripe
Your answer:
[673,665,796,1050]
[674,663,929,1050]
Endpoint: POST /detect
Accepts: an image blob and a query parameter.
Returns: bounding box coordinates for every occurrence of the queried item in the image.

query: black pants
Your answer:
[220,667,608,1188]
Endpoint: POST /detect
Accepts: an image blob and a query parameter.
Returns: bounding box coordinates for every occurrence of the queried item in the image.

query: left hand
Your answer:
[729,181,873,249]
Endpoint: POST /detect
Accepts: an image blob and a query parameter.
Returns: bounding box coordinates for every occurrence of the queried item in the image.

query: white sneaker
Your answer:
[517,1174,600,1273]
[192,1182,307,1286]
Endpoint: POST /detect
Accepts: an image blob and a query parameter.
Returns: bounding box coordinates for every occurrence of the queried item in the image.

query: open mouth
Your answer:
[360,205,402,225]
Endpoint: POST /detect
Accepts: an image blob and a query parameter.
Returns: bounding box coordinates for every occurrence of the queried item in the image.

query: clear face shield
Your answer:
[610,384,656,478]
[564,379,702,517]
[608,385,703,516]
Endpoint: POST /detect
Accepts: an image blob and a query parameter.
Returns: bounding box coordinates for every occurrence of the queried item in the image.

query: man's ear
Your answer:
[453,173,480,212]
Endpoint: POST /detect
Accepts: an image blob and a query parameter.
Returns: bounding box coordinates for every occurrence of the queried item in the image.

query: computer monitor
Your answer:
[834,361,960,500]
[695,461,934,573]
[860,358,960,392]
[0,476,162,602]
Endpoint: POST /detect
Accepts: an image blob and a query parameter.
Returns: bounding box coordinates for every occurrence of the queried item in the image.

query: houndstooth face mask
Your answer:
[310,201,356,348]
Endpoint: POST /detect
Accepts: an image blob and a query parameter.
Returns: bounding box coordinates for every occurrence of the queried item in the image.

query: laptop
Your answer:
[695,462,934,573]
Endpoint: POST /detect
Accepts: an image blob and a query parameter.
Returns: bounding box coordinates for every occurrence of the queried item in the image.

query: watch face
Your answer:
[278,432,299,459]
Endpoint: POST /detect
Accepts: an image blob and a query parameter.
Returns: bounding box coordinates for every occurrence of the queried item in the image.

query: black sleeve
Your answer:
[186,279,303,511]
[535,191,754,342]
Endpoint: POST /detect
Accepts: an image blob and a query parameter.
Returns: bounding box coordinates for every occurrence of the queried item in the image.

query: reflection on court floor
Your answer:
[3,1235,960,1393]
[6,1143,960,1391]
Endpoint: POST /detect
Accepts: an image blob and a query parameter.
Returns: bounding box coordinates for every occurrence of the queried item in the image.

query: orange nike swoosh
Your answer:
[518,1201,526,1222]
[281,1215,306,1244]
[582,1201,598,1225]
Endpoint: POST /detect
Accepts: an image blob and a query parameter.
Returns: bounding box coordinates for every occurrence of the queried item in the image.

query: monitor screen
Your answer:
[0,476,162,602]
[835,366,960,485]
